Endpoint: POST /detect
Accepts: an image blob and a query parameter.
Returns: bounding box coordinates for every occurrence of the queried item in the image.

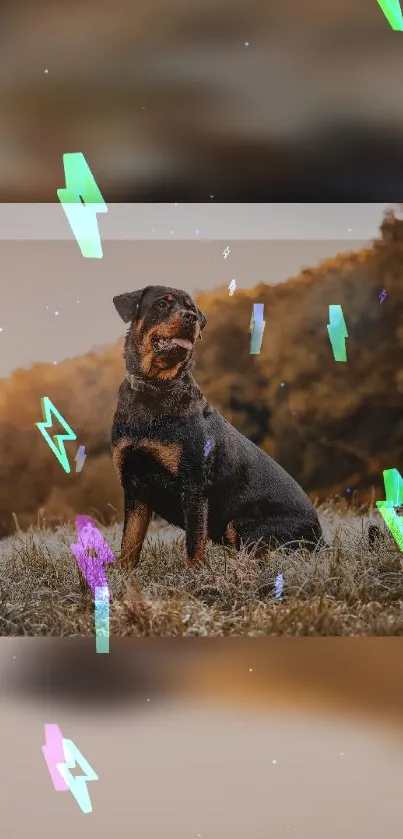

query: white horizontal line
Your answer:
[0,203,387,240]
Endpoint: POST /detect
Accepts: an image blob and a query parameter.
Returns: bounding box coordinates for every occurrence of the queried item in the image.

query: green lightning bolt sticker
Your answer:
[376,0,403,29]
[376,468,403,552]
[35,397,77,473]
[57,153,108,258]
[327,304,348,363]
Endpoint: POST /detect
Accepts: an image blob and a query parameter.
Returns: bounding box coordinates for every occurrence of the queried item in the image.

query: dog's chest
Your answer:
[128,413,203,477]
[129,438,184,526]
[114,405,213,521]
[135,439,182,483]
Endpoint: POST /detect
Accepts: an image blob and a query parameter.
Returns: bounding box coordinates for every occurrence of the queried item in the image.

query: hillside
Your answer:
[0,209,402,537]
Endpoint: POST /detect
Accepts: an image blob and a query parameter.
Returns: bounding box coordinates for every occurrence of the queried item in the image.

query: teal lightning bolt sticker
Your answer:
[376,468,403,552]
[56,738,99,814]
[35,397,76,473]
[42,725,99,813]
[57,153,108,258]
[327,305,348,363]
[95,586,110,653]
[376,0,403,29]
[250,303,266,354]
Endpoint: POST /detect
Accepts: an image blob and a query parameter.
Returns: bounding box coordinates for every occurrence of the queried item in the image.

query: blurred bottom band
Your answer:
[1,638,403,838]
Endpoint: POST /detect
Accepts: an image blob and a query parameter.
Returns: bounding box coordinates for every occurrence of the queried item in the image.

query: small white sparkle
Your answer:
[146,698,151,702]
[249,667,253,672]
[0,327,3,333]
[170,230,175,235]
[44,69,49,74]
[272,759,278,764]
[54,311,59,316]
[340,751,345,756]
[53,361,58,365]
[76,299,80,303]
[245,41,250,46]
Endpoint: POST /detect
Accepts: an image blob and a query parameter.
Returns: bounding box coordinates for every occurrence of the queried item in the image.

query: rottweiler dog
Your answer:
[111,285,323,568]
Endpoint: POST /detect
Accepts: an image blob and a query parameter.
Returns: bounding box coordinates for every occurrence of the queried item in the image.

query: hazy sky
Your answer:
[0,203,393,378]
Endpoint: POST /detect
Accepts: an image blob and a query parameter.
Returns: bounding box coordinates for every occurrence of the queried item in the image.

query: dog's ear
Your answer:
[113,288,150,323]
[197,307,207,331]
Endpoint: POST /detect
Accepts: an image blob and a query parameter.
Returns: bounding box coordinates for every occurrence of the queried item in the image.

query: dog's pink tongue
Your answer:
[171,338,193,350]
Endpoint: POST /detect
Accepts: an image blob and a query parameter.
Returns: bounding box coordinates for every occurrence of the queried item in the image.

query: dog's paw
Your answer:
[186,555,206,566]
[368,523,384,548]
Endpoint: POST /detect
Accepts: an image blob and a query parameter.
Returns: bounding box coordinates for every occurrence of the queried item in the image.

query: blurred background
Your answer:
[1,0,403,201]
[2,638,403,837]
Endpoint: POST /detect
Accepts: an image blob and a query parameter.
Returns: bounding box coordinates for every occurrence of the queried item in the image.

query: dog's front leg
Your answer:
[112,437,151,570]
[181,484,209,564]
[121,493,152,569]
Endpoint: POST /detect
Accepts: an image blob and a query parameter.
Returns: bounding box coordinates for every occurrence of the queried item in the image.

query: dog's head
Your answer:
[113,285,207,381]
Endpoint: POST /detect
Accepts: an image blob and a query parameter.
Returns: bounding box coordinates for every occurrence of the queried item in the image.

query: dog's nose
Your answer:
[181,310,198,325]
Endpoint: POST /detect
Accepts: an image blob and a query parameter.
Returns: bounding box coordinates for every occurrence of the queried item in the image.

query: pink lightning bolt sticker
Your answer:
[70,515,116,597]
[42,725,99,813]
[42,723,69,791]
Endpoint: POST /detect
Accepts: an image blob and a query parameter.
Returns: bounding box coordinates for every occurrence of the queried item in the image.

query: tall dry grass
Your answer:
[0,501,401,636]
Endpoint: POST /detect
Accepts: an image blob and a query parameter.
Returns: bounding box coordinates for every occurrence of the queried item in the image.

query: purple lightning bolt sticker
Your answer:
[70,515,116,596]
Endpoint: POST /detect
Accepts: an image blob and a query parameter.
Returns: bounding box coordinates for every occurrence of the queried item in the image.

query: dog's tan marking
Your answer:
[121,502,152,567]
[225,521,238,548]
[155,361,184,380]
[139,440,182,474]
[140,314,182,376]
[112,437,133,478]
[187,504,208,564]
[139,314,197,379]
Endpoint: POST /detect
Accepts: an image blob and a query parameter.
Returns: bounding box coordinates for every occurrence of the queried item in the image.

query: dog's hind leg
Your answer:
[237,516,323,554]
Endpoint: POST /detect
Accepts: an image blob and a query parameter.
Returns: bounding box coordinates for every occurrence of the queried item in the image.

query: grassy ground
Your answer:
[0,500,402,636]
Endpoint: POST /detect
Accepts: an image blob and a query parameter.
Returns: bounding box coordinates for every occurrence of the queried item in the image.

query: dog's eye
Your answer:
[158,299,170,309]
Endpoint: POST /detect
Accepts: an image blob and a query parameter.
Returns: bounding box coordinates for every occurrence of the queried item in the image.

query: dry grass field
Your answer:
[0,499,402,637]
